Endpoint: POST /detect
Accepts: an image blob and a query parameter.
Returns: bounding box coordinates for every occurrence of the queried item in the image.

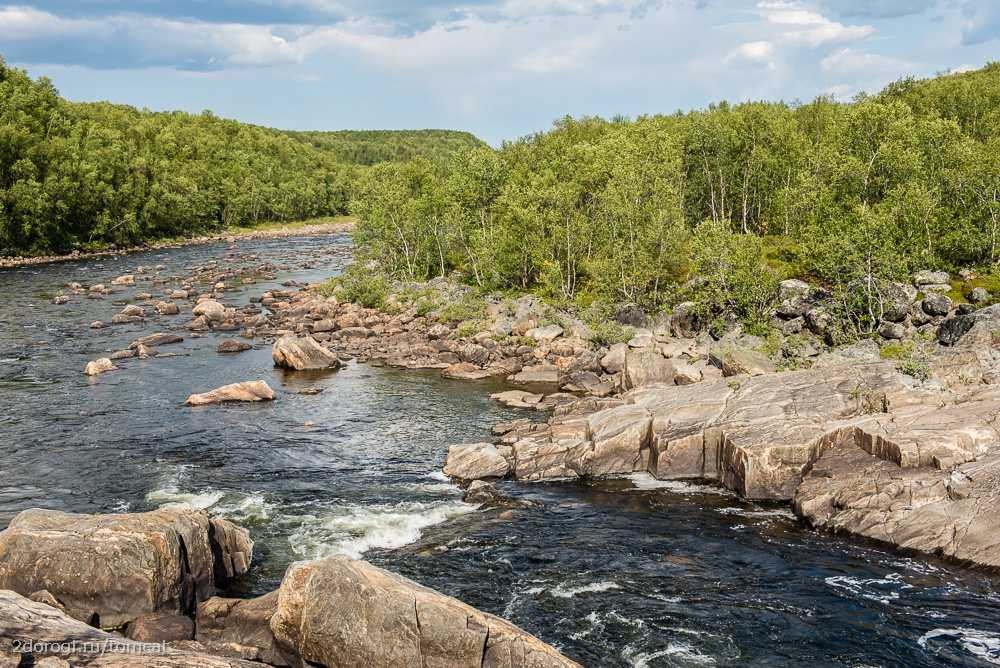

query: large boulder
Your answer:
[270,555,582,668]
[525,324,564,342]
[0,507,252,627]
[669,302,705,339]
[186,381,276,406]
[937,304,1000,346]
[720,349,776,377]
[272,334,341,371]
[622,350,676,389]
[922,293,953,317]
[613,304,647,328]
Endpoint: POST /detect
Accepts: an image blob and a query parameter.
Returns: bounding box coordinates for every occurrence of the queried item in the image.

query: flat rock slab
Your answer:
[452,358,1000,569]
[186,381,276,406]
[512,365,560,384]
[794,445,1000,568]
[130,333,183,348]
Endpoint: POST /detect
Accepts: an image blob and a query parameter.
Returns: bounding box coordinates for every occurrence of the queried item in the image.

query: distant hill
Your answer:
[278,129,489,168]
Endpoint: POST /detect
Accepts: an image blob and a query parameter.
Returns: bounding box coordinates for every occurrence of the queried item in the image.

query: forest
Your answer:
[0,57,478,255]
[276,129,487,168]
[350,63,1000,339]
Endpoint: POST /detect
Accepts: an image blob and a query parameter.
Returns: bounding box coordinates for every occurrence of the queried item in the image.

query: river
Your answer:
[0,233,997,667]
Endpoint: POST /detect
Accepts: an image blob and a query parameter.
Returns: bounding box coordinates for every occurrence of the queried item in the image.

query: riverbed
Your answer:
[0,233,997,667]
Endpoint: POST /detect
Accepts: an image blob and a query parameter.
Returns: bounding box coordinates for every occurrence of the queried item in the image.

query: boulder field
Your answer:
[0,508,581,668]
[444,359,1000,570]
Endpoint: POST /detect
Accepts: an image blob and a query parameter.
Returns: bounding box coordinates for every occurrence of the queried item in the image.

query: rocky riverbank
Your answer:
[0,507,579,668]
[0,220,353,269]
[60,247,1000,574]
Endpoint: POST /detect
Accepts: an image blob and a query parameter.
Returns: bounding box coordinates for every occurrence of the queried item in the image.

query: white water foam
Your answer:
[919,628,1000,664]
[147,485,225,510]
[628,473,732,496]
[625,643,718,667]
[714,506,797,521]
[287,499,475,559]
[824,573,909,604]
[550,581,621,599]
[147,480,474,559]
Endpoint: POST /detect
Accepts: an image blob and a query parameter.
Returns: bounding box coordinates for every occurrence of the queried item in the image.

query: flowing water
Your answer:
[0,233,998,667]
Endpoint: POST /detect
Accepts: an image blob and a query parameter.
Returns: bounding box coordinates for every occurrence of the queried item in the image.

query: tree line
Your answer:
[277,129,487,169]
[0,57,483,255]
[350,63,1000,337]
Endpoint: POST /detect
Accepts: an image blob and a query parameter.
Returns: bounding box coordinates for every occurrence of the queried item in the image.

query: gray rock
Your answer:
[623,350,676,389]
[776,294,812,318]
[915,269,950,285]
[805,307,830,335]
[836,339,880,361]
[880,322,906,340]
[922,293,953,316]
[969,287,989,304]
[778,279,809,301]
[512,365,561,384]
[218,340,251,353]
[525,324,564,342]
[614,304,647,328]
[600,342,630,374]
[720,349,776,377]
[669,302,706,339]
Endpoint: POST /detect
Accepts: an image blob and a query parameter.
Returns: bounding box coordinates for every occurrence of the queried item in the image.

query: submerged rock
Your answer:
[83,358,117,376]
[186,381,276,406]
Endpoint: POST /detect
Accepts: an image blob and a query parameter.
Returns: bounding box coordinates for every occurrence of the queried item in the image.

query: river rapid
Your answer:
[0,233,998,668]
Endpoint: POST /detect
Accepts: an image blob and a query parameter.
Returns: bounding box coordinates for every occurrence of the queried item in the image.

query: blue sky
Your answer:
[2,0,997,145]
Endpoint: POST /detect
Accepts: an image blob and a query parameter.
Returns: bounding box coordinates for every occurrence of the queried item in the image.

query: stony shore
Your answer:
[0,507,579,667]
[0,220,354,269]
[13,235,1000,664]
[63,246,1000,573]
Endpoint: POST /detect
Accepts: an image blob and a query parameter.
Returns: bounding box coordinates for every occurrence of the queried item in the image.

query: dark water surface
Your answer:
[0,234,998,667]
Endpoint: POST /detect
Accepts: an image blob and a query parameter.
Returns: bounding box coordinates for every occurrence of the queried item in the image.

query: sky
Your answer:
[1,0,997,146]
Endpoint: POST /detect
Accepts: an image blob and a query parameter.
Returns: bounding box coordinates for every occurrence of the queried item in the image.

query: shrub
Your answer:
[316,266,390,309]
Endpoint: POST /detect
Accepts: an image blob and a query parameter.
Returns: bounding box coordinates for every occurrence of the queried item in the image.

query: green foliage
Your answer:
[456,320,482,338]
[879,339,933,380]
[435,292,487,324]
[690,219,779,335]
[0,57,360,254]
[278,129,487,168]
[586,318,636,347]
[316,266,390,309]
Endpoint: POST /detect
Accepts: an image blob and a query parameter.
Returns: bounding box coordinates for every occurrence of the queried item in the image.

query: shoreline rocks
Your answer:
[0,507,252,628]
[0,510,582,668]
[444,359,1000,570]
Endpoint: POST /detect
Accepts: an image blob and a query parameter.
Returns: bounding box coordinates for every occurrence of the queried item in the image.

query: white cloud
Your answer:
[820,47,918,75]
[0,5,106,39]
